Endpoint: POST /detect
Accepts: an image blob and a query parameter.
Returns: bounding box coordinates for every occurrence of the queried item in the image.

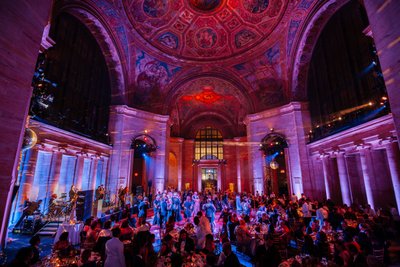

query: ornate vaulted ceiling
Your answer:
[59,0,324,137]
[123,0,287,61]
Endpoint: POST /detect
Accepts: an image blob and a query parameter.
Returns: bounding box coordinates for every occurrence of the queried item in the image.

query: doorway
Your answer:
[260,134,289,196]
[201,168,217,192]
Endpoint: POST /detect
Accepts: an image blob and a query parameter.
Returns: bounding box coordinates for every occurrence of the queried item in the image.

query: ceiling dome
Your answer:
[124,0,287,62]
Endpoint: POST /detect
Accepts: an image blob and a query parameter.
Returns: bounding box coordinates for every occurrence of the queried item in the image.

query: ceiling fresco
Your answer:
[60,0,322,135]
[123,0,288,61]
[168,77,249,136]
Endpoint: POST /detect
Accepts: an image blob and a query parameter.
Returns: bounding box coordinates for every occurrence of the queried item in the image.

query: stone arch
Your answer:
[290,0,349,100]
[56,3,127,105]
[162,70,256,115]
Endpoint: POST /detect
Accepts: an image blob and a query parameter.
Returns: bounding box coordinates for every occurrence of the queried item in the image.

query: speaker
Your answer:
[76,190,93,221]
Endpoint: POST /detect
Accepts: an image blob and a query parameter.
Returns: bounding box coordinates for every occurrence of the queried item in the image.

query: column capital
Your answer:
[354,141,372,151]
[379,135,397,146]
[332,147,346,156]
[318,151,330,159]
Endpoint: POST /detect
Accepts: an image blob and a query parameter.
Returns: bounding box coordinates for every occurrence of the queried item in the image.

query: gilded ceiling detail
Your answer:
[123,0,287,61]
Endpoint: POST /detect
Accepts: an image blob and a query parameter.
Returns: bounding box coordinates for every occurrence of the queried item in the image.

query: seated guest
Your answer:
[333,240,350,266]
[254,235,281,267]
[85,221,100,248]
[7,247,33,267]
[145,233,157,267]
[98,220,112,238]
[227,214,239,242]
[120,219,134,240]
[131,243,146,266]
[104,228,125,267]
[314,231,330,259]
[28,235,41,265]
[54,232,73,257]
[221,242,240,267]
[234,219,252,253]
[320,220,332,233]
[302,234,316,256]
[165,215,176,235]
[356,223,372,255]
[259,212,270,225]
[202,234,216,254]
[160,234,175,256]
[80,249,96,267]
[175,229,195,253]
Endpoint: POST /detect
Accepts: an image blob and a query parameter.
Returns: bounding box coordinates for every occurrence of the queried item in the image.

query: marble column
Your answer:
[336,152,352,206]
[100,157,109,187]
[48,150,63,198]
[358,147,375,209]
[89,157,99,192]
[320,154,331,200]
[385,141,400,211]
[74,153,85,191]
[13,147,40,223]
[234,138,242,193]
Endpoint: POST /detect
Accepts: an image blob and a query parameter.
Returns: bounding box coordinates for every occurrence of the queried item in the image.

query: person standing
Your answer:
[138,197,150,224]
[160,196,168,228]
[183,196,194,222]
[104,228,125,267]
[203,198,216,232]
[235,194,242,212]
[172,193,182,222]
[193,192,201,215]
[153,195,161,225]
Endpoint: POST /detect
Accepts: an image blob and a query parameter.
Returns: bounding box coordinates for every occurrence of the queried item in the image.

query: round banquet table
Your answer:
[53,222,83,246]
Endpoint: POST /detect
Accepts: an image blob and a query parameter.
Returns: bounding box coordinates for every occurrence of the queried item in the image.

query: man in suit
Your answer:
[176,229,195,253]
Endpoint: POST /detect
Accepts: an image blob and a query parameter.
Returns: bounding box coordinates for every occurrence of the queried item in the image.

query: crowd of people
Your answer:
[5,189,400,267]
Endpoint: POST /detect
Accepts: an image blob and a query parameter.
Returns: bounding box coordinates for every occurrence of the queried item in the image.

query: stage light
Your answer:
[382,96,387,100]
[270,160,279,170]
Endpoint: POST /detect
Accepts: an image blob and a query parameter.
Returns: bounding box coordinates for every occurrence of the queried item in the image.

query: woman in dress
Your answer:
[192,192,201,215]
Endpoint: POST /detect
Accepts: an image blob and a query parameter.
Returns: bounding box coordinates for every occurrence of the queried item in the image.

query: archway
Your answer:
[260,133,289,196]
[131,134,157,195]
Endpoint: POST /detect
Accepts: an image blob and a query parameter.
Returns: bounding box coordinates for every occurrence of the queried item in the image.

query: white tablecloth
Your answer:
[53,223,83,245]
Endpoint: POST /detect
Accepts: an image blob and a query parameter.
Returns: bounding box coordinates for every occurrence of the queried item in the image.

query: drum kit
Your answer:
[47,193,75,220]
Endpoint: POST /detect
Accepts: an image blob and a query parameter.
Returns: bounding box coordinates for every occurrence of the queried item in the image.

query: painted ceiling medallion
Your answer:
[124,0,287,61]
[182,86,223,104]
[189,0,223,12]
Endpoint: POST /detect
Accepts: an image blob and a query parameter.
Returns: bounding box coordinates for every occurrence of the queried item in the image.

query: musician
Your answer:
[118,186,127,209]
[15,200,42,229]
[48,194,62,217]
[69,185,78,203]
[95,185,105,201]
